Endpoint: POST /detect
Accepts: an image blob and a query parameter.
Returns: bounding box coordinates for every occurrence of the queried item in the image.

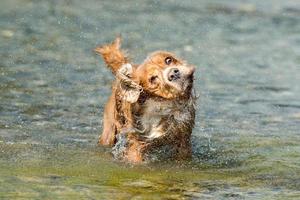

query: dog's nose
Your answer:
[168,68,180,81]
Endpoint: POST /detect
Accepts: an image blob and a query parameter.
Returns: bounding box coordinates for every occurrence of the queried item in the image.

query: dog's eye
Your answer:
[149,76,158,83]
[165,57,173,65]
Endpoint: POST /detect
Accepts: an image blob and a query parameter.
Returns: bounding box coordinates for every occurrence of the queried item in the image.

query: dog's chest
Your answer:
[138,98,191,139]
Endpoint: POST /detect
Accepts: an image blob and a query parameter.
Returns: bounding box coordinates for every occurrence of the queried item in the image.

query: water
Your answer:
[0,0,300,199]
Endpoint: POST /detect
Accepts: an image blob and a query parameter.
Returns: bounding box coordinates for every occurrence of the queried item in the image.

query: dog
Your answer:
[95,37,196,163]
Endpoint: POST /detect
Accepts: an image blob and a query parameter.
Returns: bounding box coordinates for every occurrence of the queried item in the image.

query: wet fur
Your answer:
[95,37,196,163]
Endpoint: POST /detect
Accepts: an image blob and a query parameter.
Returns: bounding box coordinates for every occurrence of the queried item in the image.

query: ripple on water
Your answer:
[0,0,300,199]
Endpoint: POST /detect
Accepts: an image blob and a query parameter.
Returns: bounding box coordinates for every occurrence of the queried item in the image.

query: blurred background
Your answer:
[0,0,299,199]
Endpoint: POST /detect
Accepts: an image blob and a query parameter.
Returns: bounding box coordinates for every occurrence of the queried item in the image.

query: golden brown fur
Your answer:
[94,37,129,75]
[95,37,196,163]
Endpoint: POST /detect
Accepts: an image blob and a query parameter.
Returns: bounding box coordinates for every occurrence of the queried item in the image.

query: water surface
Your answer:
[0,0,300,199]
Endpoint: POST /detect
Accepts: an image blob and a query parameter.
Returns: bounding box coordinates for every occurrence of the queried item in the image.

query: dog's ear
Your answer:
[117,64,142,103]
[94,37,129,74]
[112,36,121,49]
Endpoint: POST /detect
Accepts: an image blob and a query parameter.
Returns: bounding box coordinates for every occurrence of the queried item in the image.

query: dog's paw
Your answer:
[118,63,133,77]
[117,63,142,103]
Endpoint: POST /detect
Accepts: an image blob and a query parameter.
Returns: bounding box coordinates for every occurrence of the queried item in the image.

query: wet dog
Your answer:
[95,37,196,163]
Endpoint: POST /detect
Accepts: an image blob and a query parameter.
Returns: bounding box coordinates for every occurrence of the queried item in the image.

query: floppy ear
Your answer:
[117,64,142,103]
[94,37,129,74]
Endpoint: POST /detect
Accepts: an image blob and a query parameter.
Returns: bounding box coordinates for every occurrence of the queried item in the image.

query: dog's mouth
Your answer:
[163,65,195,95]
[183,73,194,91]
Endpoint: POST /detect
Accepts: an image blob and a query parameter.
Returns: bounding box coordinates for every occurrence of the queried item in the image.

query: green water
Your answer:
[0,0,300,199]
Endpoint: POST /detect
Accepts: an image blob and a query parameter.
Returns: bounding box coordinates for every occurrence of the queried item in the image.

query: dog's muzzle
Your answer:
[168,68,181,81]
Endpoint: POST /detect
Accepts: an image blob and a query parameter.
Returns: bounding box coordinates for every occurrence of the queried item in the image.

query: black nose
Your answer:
[168,68,180,81]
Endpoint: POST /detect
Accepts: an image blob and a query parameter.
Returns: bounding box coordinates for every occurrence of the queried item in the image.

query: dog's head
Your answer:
[135,51,195,99]
[96,37,195,101]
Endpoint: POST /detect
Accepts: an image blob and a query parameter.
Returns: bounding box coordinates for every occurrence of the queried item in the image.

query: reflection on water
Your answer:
[0,0,300,199]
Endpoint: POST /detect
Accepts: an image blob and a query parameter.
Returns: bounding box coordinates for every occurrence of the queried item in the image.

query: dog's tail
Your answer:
[94,37,129,75]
